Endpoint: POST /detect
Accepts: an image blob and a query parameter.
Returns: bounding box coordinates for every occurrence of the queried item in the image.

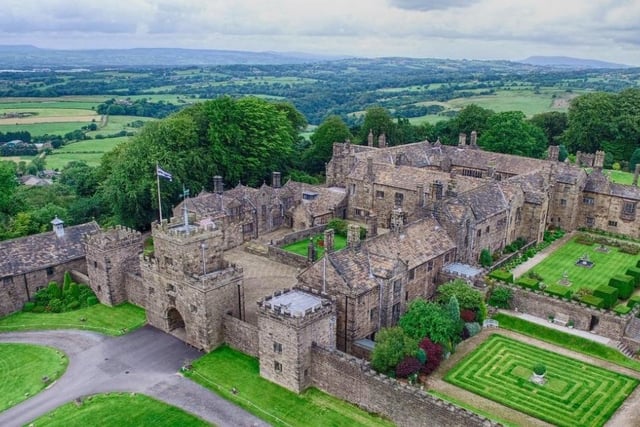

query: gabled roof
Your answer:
[0,222,100,277]
[456,183,509,221]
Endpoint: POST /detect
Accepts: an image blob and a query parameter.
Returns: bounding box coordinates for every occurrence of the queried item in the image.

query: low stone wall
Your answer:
[124,273,147,308]
[509,285,628,340]
[267,246,311,269]
[274,224,327,246]
[310,345,499,427]
[223,315,259,357]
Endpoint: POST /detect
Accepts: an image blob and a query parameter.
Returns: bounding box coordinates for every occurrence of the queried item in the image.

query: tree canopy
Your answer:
[305,115,352,175]
[479,111,547,158]
[370,326,418,374]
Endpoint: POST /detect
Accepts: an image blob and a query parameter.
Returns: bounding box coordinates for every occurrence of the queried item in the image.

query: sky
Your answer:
[2,0,639,65]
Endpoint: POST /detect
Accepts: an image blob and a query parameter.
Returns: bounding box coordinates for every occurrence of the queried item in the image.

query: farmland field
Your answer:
[45,137,129,169]
[445,334,638,427]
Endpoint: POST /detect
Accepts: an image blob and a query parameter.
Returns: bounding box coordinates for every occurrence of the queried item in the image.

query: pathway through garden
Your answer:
[511,231,575,280]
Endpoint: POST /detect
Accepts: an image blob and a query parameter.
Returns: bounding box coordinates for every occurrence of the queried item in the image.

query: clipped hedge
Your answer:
[516,277,539,291]
[489,269,513,283]
[625,267,640,287]
[609,275,635,299]
[628,295,640,309]
[580,294,605,309]
[614,304,632,315]
[544,284,572,299]
[593,285,619,309]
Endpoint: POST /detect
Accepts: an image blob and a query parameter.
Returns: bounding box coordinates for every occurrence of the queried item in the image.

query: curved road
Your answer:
[0,326,268,427]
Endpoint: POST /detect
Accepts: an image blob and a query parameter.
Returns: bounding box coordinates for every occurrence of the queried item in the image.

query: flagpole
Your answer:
[156,162,163,224]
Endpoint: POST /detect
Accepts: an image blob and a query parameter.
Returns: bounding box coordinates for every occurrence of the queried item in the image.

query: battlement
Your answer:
[153,216,221,244]
[84,225,142,251]
[258,287,334,323]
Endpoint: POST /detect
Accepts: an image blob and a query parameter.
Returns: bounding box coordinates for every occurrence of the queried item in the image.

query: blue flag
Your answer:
[157,165,173,181]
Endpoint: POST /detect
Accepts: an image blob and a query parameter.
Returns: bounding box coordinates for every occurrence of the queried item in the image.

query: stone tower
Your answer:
[141,216,244,351]
[258,287,335,393]
[84,225,143,306]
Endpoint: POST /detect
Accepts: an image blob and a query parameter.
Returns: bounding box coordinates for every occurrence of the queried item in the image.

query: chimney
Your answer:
[347,224,361,248]
[366,214,378,238]
[272,171,281,189]
[417,184,425,207]
[213,176,224,194]
[368,129,374,147]
[458,133,467,146]
[378,133,387,148]
[470,131,477,146]
[431,180,443,200]
[390,207,405,233]
[634,164,640,186]
[51,216,64,238]
[323,228,335,252]
[594,150,605,169]
[548,145,559,162]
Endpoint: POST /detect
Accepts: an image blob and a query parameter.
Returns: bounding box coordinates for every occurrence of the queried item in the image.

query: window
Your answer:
[405,291,409,301]
[349,183,356,194]
[261,205,267,221]
[273,342,282,353]
[409,268,415,280]
[477,229,482,238]
[394,192,404,207]
[274,361,282,373]
[560,199,567,207]
[2,276,12,285]
[485,226,490,233]
[427,261,433,272]
[166,284,176,292]
[586,217,595,227]
[608,220,618,227]
[392,303,401,323]
[445,253,451,263]
[46,266,54,276]
[370,308,377,321]
[497,217,507,227]
[355,208,365,217]
[375,190,385,199]
[623,201,636,215]
[242,223,254,233]
[583,196,595,206]
[93,261,98,268]
[393,279,402,296]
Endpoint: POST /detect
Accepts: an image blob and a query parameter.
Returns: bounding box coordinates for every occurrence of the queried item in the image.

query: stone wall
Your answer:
[510,285,628,339]
[224,315,259,357]
[267,246,311,269]
[124,272,146,308]
[310,346,498,427]
[274,225,327,246]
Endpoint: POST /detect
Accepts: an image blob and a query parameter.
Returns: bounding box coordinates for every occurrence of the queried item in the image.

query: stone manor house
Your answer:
[3,134,640,425]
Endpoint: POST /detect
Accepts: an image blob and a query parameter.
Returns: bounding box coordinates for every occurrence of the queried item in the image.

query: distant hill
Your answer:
[518,56,632,69]
[0,45,347,69]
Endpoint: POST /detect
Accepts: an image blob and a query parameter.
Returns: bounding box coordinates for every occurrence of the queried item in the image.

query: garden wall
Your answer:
[124,272,147,308]
[274,224,327,246]
[510,286,628,339]
[223,315,259,357]
[310,345,499,427]
[267,246,311,269]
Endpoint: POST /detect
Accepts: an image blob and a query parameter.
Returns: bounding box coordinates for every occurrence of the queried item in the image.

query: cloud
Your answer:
[389,0,480,11]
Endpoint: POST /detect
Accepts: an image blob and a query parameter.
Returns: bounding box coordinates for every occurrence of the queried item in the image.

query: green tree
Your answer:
[305,115,352,174]
[398,298,459,349]
[479,111,547,158]
[488,286,513,309]
[370,327,417,374]
[480,248,493,267]
[358,106,395,145]
[0,161,18,216]
[630,148,640,173]
[529,111,568,146]
[453,104,494,136]
[563,92,617,154]
[436,279,487,322]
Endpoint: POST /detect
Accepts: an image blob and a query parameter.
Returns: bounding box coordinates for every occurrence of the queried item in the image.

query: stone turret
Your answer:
[548,145,560,162]
[594,150,605,169]
[213,176,224,194]
[470,131,477,147]
[458,133,467,146]
[378,133,386,148]
[272,171,282,189]
[347,224,361,248]
[368,129,374,147]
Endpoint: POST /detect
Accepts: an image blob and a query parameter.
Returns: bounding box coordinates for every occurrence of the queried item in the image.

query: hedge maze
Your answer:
[445,335,638,427]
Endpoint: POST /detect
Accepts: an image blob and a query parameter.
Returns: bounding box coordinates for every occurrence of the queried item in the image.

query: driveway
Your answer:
[0,326,268,427]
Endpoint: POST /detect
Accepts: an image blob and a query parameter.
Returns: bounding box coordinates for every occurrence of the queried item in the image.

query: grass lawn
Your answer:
[0,303,146,336]
[445,334,638,427]
[31,393,210,427]
[0,343,68,412]
[281,234,347,258]
[186,345,393,427]
[494,313,640,372]
[602,169,635,185]
[526,236,639,293]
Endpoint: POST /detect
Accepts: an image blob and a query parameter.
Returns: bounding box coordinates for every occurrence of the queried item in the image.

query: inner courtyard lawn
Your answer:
[525,236,639,293]
[31,393,210,427]
[282,234,347,258]
[0,343,68,412]
[445,334,638,427]
[0,303,146,336]
[185,345,393,427]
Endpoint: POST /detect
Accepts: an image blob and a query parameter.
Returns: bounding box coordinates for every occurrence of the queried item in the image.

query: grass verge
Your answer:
[30,392,210,427]
[0,343,68,412]
[495,313,640,371]
[0,303,146,336]
[445,334,637,427]
[185,345,393,427]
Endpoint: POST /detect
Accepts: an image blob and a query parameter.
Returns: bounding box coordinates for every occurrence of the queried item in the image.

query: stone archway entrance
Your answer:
[167,307,186,341]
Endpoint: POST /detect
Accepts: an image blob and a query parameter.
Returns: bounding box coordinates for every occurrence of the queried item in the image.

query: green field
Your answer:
[0,343,68,412]
[526,236,639,292]
[0,108,96,117]
[32,393,209,427]
[0,303,146,335]
[445,334,638,427]
[281,234,347,258]
[603,169,635,185]
[0,121,94,136]
[44,137,129,168]
[186,345,392,427]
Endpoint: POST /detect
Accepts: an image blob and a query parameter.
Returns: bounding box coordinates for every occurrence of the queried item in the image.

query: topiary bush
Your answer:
[544,284,572,299]
[614,304,632,315]
[625,267,640,287]
[516,277,539,291]
[609,275,634,299]
[395,356,422,378]
[488,286,513,308]
[593,285,619,309]
[628,295,640,309]
[533,363,546,376]
[581,294,605,309]
[489,269,513,283]
[480,249,493,268]
[47,281,62,299]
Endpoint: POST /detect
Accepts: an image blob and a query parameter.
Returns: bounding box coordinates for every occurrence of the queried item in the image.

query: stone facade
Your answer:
[257,287,336,393]
[224,314,259,357]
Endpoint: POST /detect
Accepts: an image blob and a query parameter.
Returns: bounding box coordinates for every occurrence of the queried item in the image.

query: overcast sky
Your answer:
[2,0,639,65]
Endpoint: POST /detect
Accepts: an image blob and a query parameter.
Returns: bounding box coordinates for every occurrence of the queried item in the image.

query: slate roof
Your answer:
[0,222,100,277]
[455,183,509,221]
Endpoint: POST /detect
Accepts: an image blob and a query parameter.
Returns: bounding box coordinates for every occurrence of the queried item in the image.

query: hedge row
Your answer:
[544,284,572,299]
[594,285,619,309]
[489,269,513,283]
[609,275,635,299]
[614,304,633,315]
[580,294,605,309]
[516,277,539,290]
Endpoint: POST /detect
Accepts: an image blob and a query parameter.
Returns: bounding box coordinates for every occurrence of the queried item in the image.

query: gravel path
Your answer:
[511,231,575,280]
[0,327,267,427]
